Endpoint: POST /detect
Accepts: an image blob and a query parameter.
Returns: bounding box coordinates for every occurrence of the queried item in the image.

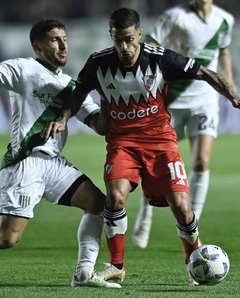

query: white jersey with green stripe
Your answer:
[146,3,234,108]
[0,57,98,169]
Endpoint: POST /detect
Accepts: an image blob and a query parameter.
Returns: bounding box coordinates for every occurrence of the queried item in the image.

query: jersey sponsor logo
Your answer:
[184,58,195,72]
[110,105,159,120]
[30,73,44,81]
[143,75,156,92]
[33,91,64,108]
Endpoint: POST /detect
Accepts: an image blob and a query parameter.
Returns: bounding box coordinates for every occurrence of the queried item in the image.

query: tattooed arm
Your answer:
[195,65,240,108]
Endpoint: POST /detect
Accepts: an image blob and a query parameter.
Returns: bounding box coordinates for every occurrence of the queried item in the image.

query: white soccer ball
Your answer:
[187,244,230,286]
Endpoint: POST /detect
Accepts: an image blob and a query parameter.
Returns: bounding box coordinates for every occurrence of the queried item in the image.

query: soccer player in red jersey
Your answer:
[42,8,240,286]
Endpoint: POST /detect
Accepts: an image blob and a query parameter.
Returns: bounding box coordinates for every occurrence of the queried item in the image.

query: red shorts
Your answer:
[104,146,189,207]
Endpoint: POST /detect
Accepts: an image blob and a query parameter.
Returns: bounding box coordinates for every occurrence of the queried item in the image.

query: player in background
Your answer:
[42,8,240,286]
[0,19,120,289]
[132,0,236,249]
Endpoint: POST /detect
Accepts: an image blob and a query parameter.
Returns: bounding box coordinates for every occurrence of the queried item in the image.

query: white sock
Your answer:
[189,170,210,221]
[104,206,127,238]
[75,213,103,278]
[133,193,153,234]
[139,193,153,217]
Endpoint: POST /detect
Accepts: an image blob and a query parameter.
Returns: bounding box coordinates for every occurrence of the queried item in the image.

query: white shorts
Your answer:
[0,152,84,218]
[168,104,219,141]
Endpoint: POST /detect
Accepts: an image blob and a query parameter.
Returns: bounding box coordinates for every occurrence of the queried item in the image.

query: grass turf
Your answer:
[0,133,239,298]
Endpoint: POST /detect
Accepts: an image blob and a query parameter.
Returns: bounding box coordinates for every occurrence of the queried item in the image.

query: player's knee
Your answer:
[0,235,18,249]
[193,157,210,171]
[0,228,23,249]
[106,189,126,209]
[168,193,192,223]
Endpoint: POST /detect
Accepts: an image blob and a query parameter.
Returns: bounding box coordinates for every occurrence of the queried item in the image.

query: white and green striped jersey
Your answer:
[146,3,234,108]
[0,57,99,169]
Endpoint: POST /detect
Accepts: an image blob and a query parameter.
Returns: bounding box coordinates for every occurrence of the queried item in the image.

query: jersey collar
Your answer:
[35,58,60,75]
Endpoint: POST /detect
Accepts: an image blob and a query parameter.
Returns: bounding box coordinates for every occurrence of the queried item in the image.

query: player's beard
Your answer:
[54,54,67,67]
[119,44,140,65]
[57,57,67,67]
[46,53,67,69]
[119,50,134,64]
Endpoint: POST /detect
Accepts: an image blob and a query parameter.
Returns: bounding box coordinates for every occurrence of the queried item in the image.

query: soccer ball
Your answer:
[187,244,230,286]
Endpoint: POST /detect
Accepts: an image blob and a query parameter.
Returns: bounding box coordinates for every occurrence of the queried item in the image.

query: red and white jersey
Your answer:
[76,43,200,150]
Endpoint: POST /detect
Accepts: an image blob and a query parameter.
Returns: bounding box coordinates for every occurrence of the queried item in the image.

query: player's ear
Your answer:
[32,42,42,53]
[138,29,143,41]
[109,29,113,40]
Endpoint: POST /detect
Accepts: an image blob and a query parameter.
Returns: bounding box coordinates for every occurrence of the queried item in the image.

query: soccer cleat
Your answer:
[71,273,121,288]
[132,208,153,249]
[95,263,126,282]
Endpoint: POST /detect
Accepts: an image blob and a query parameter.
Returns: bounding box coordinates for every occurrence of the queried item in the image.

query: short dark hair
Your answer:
[30,19,65,44]
[109,8,140,30]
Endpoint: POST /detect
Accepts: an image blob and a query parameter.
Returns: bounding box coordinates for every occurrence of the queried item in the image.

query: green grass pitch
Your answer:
[0,133,239,298]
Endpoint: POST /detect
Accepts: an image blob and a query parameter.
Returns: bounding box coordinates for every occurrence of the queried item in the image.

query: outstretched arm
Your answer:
[195,65,240,108]
[41,88,88,139]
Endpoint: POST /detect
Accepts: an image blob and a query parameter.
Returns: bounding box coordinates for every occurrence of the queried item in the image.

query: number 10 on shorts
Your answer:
[168,161,187,180]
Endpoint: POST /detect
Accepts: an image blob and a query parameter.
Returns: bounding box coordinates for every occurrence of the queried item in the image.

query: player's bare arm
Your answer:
[218,47,237,91]
[89,99,109,135]
[195,65,240,108]
[41,88,88,139]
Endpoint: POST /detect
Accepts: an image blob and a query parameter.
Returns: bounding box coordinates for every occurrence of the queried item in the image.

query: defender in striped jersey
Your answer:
[43,8,240,286]
[0,19,120,288]
[133,0,236,251]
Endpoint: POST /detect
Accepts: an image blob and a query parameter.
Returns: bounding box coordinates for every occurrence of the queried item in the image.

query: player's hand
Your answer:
[230,98,240,109]
[40,117,67,139]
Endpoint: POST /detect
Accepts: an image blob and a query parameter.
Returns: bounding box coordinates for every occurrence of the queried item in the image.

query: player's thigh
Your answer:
[104,146,141,185]
[106,178,133,209]
[44,156,82,204]
[0,215,29,247]
[0,158,46,219]
[164,191,192,224]
[142,150,188,207]
[190,134,215,170]
[186,106,219,139]
[104,146,141,207]
[44,156,105,214]
[168,108,190,140]
[70,179,106,215]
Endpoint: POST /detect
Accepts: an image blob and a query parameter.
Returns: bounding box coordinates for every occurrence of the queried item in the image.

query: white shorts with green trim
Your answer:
[0,152,83,218]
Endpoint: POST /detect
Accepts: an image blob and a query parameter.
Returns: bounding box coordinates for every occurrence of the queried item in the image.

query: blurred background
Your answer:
[0,0,240,134]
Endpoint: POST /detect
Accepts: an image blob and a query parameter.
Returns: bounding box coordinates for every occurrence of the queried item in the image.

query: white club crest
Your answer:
[143,75,156,92]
